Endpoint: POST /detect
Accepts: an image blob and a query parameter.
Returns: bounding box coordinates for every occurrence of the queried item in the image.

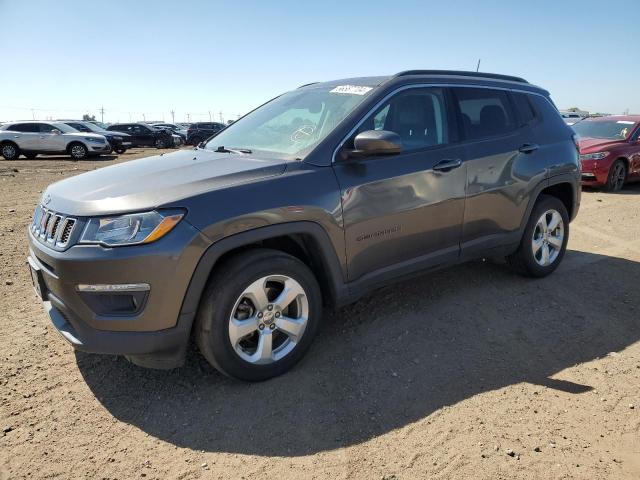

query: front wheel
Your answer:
[507,195,569,278]
[68,142,88,160]
[154,138,166,149]
[114,146,127,154]
[195,249,322,381]
[604,159,627,192]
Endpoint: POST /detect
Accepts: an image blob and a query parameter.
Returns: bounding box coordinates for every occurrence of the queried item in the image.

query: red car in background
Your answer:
[573,116,640,191]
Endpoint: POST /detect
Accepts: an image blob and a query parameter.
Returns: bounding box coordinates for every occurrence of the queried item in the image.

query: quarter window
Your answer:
[512,92,536,126]
[453,88,516,140]
[6,123,38,132]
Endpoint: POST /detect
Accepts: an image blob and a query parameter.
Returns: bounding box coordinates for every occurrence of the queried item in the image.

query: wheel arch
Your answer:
[179,222,348,321]
[519,174,579,235]
[66,140,87,153]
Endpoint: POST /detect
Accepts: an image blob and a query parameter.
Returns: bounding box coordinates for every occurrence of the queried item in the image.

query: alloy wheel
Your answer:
[531,209,564,267]
[610,162,626,191]
[2,144,17,159]
[228,274,309,365]
[71,144,86,159]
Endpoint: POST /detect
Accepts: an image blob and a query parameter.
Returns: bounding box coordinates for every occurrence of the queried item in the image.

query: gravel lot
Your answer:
[1,149,639,480]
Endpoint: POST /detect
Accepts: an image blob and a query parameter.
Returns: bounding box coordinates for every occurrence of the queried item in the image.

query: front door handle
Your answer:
[519,143,539,154]
[433,158,462,172]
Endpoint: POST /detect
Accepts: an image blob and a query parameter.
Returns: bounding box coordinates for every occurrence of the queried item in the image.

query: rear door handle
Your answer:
[519,143,539,154]
[433,158,462,172]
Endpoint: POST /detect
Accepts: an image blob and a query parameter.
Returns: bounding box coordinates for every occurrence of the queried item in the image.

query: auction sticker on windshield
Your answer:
[330,85,373,95]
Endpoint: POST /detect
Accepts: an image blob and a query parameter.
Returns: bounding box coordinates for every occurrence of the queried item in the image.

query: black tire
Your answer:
[604,159,627,192]
[0,142,20,160]
[507,195,569,278]
[114,147,127,155]
[154,138,166,149]
[24,153,38,160]
[68,142,88,160]
[195,248,323,381]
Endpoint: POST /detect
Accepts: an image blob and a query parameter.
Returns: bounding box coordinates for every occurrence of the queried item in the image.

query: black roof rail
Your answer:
[297,81,319,89]
[395,70,528,84]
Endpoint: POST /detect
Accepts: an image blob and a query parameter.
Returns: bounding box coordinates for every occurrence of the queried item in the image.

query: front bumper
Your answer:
[27,220,211,365]
[88,143,112,153]
[580,158,611,186]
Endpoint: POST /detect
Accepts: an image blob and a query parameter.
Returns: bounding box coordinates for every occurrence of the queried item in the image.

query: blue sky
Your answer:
[0,0,637,123]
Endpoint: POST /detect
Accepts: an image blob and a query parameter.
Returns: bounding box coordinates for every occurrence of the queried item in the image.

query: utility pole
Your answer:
[100,106,105,123]
[476,59,481,72]
[219,111,223,123]
[170,110,175,123]
[128,112,132,122]
[187,113,191,123]
[142,113,146,122]
[31,109,35,120]
[208,110,212,122]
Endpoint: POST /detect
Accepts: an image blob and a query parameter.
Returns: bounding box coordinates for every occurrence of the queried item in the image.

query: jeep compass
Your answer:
[27,70,581,381]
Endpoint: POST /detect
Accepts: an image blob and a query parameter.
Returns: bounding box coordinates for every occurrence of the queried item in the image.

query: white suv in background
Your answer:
[0,121,110,160]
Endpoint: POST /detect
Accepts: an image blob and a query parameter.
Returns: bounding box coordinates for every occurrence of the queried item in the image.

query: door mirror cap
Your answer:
[345,130,402,159]
[52,129,62,135]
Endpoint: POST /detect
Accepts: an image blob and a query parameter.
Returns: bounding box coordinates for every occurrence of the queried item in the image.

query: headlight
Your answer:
[87,137,106,143]
[80,210,184,246]
[112,136,123,141]
[579,152,609,161]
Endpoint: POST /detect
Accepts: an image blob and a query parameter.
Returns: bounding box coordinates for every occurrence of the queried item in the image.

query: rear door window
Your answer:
[453,88,516,140]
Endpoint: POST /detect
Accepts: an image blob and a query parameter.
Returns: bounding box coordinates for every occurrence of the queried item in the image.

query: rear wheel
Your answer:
[195,249,322,381]
[68,142,88,160]
[154,138,166,149]
[114,146,127,154]
[604,159,626,192]
[507,195,569,278]
[1,142,20,160]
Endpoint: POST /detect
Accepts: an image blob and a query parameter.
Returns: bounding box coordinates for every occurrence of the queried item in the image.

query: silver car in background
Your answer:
[0,121,110,160]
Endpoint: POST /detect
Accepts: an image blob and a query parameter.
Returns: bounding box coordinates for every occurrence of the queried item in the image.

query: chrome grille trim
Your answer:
[31,206,77,248]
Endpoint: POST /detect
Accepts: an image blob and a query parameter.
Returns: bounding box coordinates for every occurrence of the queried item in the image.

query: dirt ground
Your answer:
[1,148,639,480]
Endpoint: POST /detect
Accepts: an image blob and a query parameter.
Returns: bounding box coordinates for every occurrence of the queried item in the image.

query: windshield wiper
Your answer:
[215,146,252,154]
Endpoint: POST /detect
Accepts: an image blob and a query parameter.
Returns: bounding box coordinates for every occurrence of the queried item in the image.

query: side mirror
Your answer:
[345,130,402,159]
[52,129,62,135]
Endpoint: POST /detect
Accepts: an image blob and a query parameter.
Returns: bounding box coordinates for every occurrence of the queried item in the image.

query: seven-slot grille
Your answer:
[31,206,77,248]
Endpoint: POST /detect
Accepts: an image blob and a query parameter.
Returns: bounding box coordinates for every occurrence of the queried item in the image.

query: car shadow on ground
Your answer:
[582,182,640,195]
[76,249,640,456]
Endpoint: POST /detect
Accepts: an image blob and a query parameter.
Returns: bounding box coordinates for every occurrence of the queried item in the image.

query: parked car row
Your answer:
[0,120,190,160]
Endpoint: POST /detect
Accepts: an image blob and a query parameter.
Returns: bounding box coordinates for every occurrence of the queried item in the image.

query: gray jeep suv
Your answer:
[27,70,581,381]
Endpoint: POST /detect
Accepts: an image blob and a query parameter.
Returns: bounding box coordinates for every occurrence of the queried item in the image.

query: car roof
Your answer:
[299,70,548,96]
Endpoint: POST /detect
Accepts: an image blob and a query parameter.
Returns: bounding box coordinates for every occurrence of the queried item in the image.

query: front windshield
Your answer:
[573,120,637,140]
[204,85,375,159]
[79,122,104,133]
[51,122,79,133]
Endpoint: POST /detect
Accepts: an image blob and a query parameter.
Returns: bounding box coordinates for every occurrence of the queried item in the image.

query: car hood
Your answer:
[64,132,106,140]
[103,131,131,138]
[578,137,624,153]
[42,148,288,216]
